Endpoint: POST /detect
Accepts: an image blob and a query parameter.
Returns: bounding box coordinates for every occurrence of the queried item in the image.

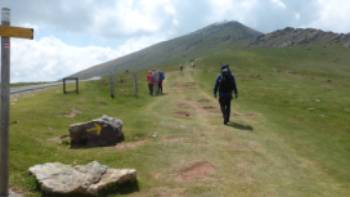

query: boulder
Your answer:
[69,115,124,148]
[29,161,137,196]
[9,190,23,197]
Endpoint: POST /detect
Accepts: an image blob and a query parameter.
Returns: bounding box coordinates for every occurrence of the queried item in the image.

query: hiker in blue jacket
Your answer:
[159,71,165,94]
[214,64,238,125]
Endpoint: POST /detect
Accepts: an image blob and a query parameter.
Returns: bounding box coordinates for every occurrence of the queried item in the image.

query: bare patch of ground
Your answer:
[175,111,191,118]
[10,96,19,105]
[202,106,215,110]
[160,136,184,143]
[174,82,196,89]
[176,161,216,182]
[245,112,257,118]
[115,140,147,151]
[10,188,24,197]
[228,140,264,153]
[198,98,210,103]
[64,107,82,118]
[176,102,192,109]
[202,105,218,113]
[232,112,258,121]
[47,135,70,145]
[144,187,185,197]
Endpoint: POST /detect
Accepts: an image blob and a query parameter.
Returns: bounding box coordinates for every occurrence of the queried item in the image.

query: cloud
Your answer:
[1,0,350,82]
[11,37,116,82]
[270,0,287,9]
[206,0,321,32]
[10,34,166,82]
[309,0,350,32]
[0,0,179,38]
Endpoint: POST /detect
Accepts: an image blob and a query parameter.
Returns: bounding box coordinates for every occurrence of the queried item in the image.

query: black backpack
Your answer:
[219,72,235,93]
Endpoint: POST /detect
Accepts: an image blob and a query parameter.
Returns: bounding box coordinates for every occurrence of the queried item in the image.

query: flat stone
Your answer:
[29,161,137,196]
[87,168,137,195]
[9,190,23,197]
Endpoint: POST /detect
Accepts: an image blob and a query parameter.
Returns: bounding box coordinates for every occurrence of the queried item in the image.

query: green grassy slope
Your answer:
[10,76,155,195]
[195,46,350,186]
[8,46,350,196]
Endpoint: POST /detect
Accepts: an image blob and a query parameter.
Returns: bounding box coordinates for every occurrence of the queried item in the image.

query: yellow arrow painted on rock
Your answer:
[87,123,102,135]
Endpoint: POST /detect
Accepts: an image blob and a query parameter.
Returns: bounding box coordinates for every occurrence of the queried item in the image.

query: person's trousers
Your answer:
[159,81,163,94]
[219,96,232,124]
[148,83,153,95]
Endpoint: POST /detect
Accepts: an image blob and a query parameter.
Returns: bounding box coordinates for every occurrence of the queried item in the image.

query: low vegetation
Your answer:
[9,46,350,196]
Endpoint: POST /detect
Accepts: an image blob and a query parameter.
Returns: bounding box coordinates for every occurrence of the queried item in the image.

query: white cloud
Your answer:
[2,0,350,83]
[270,0,287,9]
[10,34,167,82]
[11,37,116,82]
[309,0,350,32]
[207,0,257,24]
[90,0,178,36]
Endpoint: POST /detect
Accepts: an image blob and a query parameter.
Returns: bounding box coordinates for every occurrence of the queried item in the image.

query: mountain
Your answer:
[70,22,350,79]
[70,21,262,79]
[251,27,350,48]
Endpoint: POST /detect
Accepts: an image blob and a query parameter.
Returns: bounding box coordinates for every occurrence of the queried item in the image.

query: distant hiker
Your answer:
[214,64,238,125]
[180,65,184,72]
[147,70,154,95]
[152,70,160,96]
[159,71,165,94]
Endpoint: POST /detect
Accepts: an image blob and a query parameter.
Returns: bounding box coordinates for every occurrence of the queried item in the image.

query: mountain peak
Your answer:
[70,21,262,79]
[252,26,350,48]
[192,20,262,41]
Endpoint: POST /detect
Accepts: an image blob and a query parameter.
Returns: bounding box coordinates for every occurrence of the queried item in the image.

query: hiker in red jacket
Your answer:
[147,70,154,95]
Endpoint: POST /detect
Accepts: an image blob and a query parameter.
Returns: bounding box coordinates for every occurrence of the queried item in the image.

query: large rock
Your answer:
[9,190,23,197]
[29,161,137,196]
[69,115,124,148]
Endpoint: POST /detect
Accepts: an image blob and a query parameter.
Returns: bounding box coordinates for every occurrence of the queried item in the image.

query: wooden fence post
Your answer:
[76,78,79,94]
[109,75,115,98]
[133,73,138,97]
[63,78,66,94]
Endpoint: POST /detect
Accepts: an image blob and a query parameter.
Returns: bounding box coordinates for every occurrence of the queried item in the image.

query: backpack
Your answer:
[159,72,165,81]
[219,72,235,93]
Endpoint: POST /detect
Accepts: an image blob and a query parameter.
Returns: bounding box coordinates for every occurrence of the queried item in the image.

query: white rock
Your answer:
[29,161,137,196]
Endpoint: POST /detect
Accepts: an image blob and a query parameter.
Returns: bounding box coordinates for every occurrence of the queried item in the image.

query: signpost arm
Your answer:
[0,7,10,197]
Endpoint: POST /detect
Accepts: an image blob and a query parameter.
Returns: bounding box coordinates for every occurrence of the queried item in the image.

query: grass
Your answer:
[195,46,350,193]
[8,46,350,196]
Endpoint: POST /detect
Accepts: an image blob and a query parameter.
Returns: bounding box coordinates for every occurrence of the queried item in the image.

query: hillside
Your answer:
[9,46,350,196]
[70,22,350,80]
[252,27,350,48]
[70,21,262,79]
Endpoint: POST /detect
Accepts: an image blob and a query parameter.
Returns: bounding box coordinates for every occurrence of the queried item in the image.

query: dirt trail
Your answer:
[130,67,347,197]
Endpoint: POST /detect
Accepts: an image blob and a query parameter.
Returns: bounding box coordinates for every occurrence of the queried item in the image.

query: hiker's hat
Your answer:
[221,64,229,69]
[221,64,230,72]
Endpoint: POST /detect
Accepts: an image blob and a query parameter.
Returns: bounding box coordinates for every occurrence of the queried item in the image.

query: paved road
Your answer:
[10,82,62,95]
[10,78,99,95]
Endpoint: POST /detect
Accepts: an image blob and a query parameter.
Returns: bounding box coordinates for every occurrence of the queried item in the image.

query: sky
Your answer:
[0,0,350,82]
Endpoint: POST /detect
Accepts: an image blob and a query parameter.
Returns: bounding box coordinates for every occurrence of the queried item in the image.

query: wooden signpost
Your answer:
[0,8,34,197]
[109,75,115,98]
